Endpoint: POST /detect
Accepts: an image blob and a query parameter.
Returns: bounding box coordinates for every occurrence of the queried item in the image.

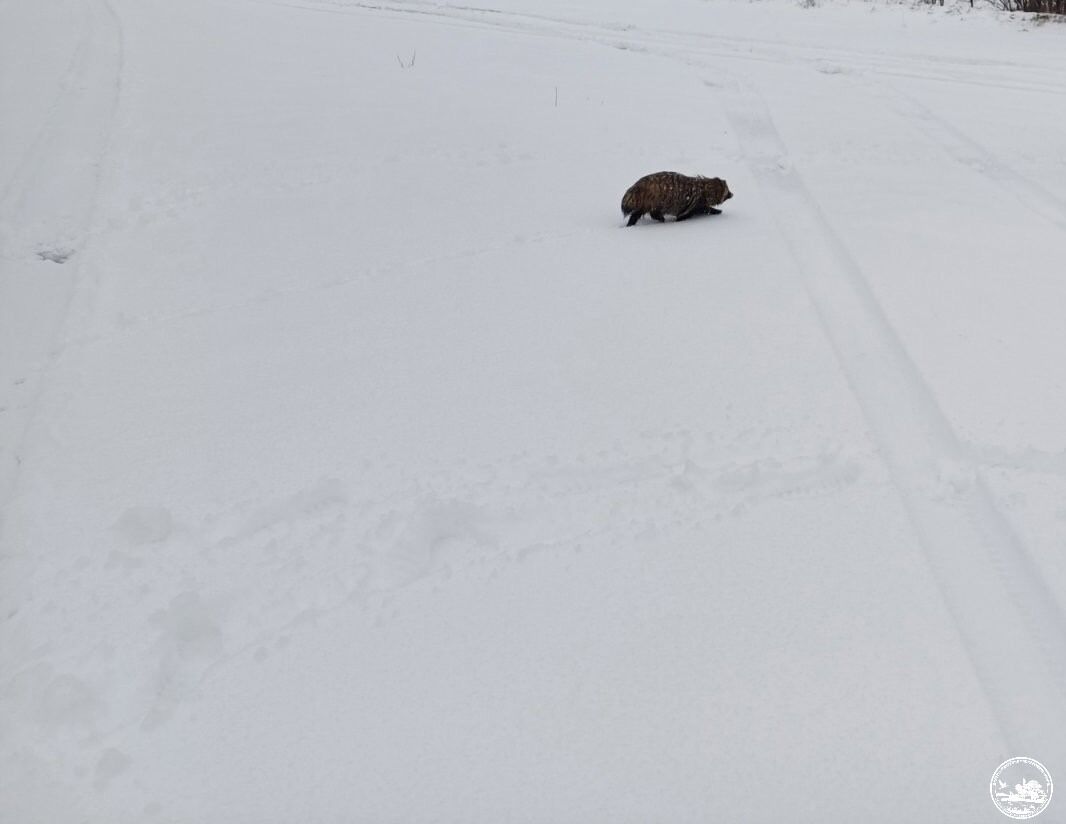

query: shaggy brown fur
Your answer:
[621,172,733,226]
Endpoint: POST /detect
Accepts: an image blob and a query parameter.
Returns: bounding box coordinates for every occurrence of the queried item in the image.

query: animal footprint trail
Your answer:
[187,440,868,672]
[709,452,863,503]
[362,497,498,591]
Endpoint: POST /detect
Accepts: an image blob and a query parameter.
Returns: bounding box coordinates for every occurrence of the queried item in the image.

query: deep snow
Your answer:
[3,0,1066,821]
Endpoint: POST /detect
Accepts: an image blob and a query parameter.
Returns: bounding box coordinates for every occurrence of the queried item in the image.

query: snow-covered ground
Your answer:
[3,0,1066,820]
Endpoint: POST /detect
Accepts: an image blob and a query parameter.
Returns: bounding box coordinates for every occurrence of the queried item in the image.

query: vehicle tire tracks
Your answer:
[268,0,1066,96]
[0,0,124,532]
[867,77,1066,234]
[719,76,1066,760]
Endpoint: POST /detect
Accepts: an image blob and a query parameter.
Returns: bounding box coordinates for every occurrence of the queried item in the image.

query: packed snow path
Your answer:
[3,0,1066,821]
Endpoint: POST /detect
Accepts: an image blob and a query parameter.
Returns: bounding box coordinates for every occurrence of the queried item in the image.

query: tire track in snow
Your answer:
[0,0,124,528]
[868,79,1066,234]
[0,2,91,204]
[0,0,121,261]
[720,78,1066,759]
[270,0,1066,97]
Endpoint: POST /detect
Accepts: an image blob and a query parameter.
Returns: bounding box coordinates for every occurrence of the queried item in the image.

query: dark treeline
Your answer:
[1020,0,1066,10]
[933,0,1066,12]
[929,0,1066,13]
[994,0,1066,12]
[1011,0,1066,10]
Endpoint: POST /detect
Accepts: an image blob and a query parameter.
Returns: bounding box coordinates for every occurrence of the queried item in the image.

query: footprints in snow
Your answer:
[115,434,870,599]
[36,246,75,264]
[109,431,869,634]
[1,432,869,801]
[113,505,174,546]
[20,432,868,753]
